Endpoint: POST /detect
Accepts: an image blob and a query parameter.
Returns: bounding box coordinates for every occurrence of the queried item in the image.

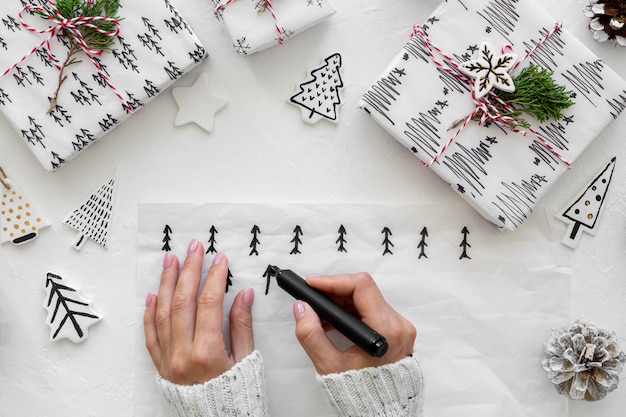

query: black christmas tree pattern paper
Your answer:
[556,157,616,248]
[44,272,102,343]
[63,176,116,250]
[0,0,207,171]
[1,177,49,245]
[358,0,626,232]
[211,0,336,56]
[290,53,344,124]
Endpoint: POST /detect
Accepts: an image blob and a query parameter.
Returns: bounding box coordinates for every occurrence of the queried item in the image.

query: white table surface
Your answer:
[0,0,625,416]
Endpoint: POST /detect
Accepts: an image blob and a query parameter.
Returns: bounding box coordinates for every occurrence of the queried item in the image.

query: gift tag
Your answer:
[0,168,49,245]
[556,157,616,248]
[290,53,344,124]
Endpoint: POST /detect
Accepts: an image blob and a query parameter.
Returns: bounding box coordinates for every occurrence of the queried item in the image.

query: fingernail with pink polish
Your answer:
[293,300,305,320]
[187,239,198,255]
[243,288,254,309]
[163,252,173,269]
[213,251,225,265]
[146,293,156,308]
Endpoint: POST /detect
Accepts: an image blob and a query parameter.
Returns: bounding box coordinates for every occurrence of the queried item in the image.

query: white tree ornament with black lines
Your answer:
[557,157,616,248]
[63,176,117,250]
[43,272,102,343]
[290,53,344,124]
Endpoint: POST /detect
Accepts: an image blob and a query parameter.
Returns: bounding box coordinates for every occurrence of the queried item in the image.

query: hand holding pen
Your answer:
[144,242,416,383]
[291,272,416,375]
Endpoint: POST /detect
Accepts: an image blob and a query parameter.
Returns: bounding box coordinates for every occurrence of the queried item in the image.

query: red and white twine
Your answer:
[1,2,131,112]
[214,0,285,45]
[410,24,570,168]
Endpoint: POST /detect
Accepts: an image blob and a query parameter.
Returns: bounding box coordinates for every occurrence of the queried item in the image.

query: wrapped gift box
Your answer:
[0,0,207,171]
[211,0,336,56]
[358,0,626,232]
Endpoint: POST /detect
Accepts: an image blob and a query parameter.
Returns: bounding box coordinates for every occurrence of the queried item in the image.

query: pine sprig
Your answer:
[495,64,575,128]
[450,64,575,131]
[41,0,121,113]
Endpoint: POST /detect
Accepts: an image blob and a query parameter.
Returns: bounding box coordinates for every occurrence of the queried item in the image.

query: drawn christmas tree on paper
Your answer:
[162,225,173,251]
[290,225,304,254]
[63,176,117,250]
[459,227,471,259]
[557,157,616,248]
[289,53,344,124]
[1,179,49,245]
[43,272,102,343]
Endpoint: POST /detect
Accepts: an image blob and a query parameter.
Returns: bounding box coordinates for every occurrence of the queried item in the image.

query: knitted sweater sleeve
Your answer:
[156,350,269,417]
[317,354,425,417]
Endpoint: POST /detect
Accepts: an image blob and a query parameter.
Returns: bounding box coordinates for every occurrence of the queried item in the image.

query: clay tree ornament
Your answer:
[43,272,102,343]
[542,319,625,401]
[556,157,616,248]
[63,175,117,250]
[289,52,344,124]
[0,169,49,245]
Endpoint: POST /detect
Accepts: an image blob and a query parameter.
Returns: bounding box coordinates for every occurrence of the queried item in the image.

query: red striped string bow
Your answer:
[214,0,285,45]
[410,23,570,168]
[1,1,131,112]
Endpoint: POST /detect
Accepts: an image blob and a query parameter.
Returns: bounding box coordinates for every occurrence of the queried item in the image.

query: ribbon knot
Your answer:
[214,0,285,46]
[410,24,570,168]
[1,3,130,112]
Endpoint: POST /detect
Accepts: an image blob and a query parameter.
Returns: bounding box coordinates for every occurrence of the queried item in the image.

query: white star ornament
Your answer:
[172,72,227,133]
[459,41,517,99]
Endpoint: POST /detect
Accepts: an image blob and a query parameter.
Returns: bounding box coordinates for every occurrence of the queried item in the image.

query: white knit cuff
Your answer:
[317,354,425,417]
[157,350,269,417]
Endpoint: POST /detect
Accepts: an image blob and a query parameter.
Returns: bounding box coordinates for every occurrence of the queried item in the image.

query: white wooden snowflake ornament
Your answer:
[172,72,227,133]
[459,41,517,99]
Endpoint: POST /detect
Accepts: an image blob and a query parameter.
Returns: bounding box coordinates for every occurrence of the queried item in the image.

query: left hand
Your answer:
[143,239,255,385]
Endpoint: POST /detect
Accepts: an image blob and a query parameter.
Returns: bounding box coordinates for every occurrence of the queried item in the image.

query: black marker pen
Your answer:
[268,265,388,358]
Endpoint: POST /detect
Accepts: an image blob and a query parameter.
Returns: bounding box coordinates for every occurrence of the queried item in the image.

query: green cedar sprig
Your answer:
[449,64,575,131]
[486,64,575,129]
[41,0,121,113]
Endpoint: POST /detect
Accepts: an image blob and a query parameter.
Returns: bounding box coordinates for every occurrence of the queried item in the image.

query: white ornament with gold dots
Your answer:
[0,170,49,246]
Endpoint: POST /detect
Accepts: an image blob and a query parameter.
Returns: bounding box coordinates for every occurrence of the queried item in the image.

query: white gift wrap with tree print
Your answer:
[0,0,207,172]
[211,0,336,56]
[358,0,626,232]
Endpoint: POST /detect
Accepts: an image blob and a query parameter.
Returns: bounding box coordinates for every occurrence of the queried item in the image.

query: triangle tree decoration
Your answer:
[43,272,102,343]
[289,53,344,124]
[63,176,117,250]
[556,157,616,248]
[1,178,49,245]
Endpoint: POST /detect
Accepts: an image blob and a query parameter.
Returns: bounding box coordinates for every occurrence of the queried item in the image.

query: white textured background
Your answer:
[0,1,624,416]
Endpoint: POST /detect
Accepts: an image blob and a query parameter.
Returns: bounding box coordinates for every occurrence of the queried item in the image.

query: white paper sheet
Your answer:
[135,202,569,417]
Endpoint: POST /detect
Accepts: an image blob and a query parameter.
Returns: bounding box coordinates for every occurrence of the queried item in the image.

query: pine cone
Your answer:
[584,0,626,46]
[542,320,626,401]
